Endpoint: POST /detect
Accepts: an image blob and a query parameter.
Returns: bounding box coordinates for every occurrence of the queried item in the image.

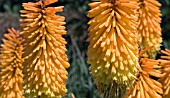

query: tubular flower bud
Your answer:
[126,58,163,98]
[159,49,170,98]
[20,0,70,97]
[138,0,162,59]
[87,0,139,88]
[0,28,24,98]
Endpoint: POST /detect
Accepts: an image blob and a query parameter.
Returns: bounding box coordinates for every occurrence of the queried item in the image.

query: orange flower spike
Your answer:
[138,0,162,59]
[0,28,24,98]
[126,58,163,98]
[87,0,139,97]
[20,0,70,97]
[159,49,170,98]
[88,0,139,84]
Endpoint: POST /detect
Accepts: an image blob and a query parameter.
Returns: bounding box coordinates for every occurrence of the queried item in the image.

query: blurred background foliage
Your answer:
[0,0,169,98]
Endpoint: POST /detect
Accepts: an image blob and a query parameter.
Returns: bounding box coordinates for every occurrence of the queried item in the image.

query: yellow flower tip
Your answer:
[138,46,159,59]
[138,0,162,59]
[0,28,24,98]
[87,0,139,87]
[159,49,170,98]
[139,46,154,56]
[125,58,163,98]
[20,0,69,97]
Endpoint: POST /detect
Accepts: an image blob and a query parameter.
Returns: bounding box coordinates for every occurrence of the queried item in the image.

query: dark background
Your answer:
[0,0,169,98]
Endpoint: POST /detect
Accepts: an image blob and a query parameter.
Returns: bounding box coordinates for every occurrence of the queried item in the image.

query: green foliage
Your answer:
[159,0,170,49]
[61,1,100,97]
